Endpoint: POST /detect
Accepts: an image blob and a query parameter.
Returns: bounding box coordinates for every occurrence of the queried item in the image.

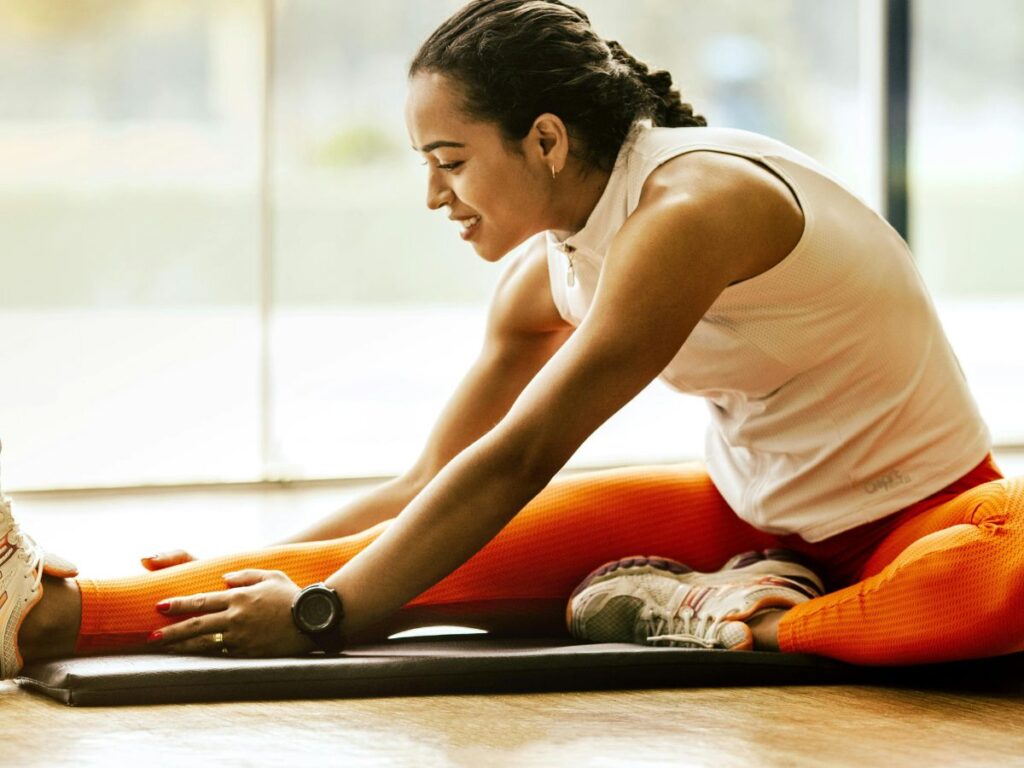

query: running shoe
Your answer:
[0,439,46,678]
[566,549,825,650]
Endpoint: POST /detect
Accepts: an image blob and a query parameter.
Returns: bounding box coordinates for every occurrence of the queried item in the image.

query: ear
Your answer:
[525,113,571,174]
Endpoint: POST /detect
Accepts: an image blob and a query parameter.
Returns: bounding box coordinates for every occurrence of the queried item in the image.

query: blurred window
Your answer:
[13,1,1012,489]
[910,0,1024,445]
[0,1,264,489]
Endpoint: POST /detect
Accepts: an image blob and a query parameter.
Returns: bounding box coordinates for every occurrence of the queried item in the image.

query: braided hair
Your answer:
[409,0,706,172]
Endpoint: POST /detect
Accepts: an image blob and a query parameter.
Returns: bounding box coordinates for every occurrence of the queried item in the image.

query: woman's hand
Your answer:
[141,550,196,571]
[149,570,316,658]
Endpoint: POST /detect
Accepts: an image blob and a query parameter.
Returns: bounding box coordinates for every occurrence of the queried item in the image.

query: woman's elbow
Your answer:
[482,424,568,489]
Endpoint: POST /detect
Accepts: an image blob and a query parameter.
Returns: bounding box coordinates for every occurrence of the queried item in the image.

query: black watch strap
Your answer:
[291,582,346,655]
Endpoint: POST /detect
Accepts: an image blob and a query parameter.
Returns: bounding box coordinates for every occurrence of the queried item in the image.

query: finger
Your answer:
[149,615,225,647]
[141,551,182,571]
[43,551,79,578]
[223,569,278,587]
[156,590,231,616]
[141,550,195,571]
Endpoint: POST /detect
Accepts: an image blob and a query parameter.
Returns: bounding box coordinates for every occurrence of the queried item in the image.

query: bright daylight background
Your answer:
[0,0,1022,491]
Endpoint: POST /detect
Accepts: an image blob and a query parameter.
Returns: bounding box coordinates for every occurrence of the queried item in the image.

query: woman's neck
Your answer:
[552,164,612,234]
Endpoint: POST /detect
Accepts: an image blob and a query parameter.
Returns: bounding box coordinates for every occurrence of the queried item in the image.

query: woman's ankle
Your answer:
[19,576,82,662]
[748,608,786,651]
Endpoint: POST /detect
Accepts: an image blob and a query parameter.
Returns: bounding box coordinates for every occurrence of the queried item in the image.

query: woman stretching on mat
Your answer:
[3,0,1022,678]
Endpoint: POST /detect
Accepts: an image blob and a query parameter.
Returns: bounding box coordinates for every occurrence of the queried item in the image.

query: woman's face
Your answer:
[405,72,555,262]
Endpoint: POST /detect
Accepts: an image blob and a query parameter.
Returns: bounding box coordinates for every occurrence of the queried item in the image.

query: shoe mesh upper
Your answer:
[572,567,688,643]
[569,551,824,650]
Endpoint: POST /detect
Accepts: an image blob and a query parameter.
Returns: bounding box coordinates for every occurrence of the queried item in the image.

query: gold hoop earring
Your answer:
[550,165,558,180]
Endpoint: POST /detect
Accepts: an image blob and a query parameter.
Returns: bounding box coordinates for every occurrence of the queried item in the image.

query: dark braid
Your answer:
[605,40,706,131]
[409,0,706,172]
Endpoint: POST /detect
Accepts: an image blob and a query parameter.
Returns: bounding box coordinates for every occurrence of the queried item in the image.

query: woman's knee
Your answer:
[964,478,1022,528]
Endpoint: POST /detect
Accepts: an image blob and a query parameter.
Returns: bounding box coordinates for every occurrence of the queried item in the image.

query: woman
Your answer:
[2,0,1021,678]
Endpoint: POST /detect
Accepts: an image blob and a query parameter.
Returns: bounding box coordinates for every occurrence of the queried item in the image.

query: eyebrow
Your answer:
[412,140,466,153]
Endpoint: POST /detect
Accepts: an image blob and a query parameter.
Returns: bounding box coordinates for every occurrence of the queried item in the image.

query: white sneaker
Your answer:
[567,550,825,651]
[0,440,46,678]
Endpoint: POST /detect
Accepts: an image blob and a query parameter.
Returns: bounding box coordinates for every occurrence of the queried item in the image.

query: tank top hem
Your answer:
[793,433,992,542]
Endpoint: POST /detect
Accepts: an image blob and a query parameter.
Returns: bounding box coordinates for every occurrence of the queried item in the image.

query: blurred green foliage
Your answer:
[312,125,398,168]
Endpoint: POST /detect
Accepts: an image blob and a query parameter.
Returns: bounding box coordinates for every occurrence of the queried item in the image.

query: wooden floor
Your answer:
[5,452,1024,766]
[4,680,1024,766]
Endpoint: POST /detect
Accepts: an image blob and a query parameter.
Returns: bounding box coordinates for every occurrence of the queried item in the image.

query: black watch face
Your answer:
[298,592,337,632]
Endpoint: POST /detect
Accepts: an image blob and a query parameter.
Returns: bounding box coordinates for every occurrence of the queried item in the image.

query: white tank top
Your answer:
[525,121,990,542]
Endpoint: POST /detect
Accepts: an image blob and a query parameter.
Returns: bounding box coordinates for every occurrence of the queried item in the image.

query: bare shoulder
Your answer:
[635,150,805,285]
[487,238,574,339]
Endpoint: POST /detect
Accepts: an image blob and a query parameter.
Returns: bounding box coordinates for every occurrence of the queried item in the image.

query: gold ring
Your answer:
[213,632,224,647]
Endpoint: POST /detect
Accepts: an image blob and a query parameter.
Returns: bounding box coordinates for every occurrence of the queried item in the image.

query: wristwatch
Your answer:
[291,582,346,655]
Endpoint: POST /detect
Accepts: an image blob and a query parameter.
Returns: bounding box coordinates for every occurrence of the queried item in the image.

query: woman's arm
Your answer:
[325,155,801,638]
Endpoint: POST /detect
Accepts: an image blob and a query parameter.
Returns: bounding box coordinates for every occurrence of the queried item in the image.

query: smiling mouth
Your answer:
[458,215,481,240]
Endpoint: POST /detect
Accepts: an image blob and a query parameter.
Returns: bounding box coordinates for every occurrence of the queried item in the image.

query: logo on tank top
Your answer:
[863,469,912,494]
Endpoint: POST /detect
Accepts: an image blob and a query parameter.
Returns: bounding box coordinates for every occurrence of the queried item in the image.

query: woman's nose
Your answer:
[426,170,453,210]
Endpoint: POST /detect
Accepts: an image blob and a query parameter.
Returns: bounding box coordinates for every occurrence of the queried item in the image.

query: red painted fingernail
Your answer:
[148,630,163,643]
[156,601,171,613]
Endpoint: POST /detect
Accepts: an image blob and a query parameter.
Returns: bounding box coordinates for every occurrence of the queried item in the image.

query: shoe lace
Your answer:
[8,523,44,593]
[641,587,727,649]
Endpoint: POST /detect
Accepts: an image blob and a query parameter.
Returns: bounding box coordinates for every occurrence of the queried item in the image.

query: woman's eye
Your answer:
[420,160,462,172]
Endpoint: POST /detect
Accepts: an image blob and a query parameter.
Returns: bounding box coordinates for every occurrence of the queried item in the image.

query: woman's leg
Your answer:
[778,476,1024,665]
[39,462,780,657]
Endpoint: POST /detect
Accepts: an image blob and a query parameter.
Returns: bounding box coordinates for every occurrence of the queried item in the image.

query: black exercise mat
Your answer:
[15,637,1024,707]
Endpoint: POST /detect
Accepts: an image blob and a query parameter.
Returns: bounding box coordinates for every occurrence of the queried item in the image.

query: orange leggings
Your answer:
[75,454,1023,665]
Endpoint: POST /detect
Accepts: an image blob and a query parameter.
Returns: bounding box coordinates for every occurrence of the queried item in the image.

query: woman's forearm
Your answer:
[273,475,423,545]
[323,434,551,638]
